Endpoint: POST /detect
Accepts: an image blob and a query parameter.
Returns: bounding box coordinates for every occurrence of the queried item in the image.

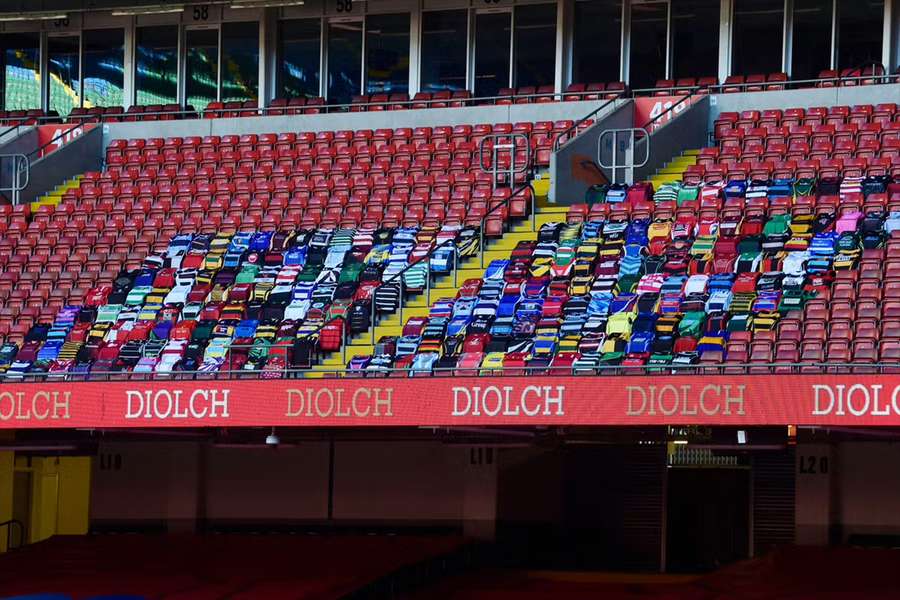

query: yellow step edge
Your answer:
[310,198,568,369]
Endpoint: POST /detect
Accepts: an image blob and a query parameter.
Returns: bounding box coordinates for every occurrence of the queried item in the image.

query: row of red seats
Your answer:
[717,125,900,150]
[563,81,627,101]
[816,65,897,87]
[350,91,473,111]
[715,105,900,138]
[702,145,899,165]
[102,124,574,175]
[566,195,900,231]
[105,122,578,153]
[687,158,900,183]
[708,141,900,165]
[0,109,58,127]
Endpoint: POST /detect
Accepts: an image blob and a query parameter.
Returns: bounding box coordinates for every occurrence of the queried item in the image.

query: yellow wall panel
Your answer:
[57,457,91,535]
[0,452,13,552]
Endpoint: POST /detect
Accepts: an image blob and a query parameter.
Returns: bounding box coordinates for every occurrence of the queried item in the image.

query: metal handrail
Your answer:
[0,153,30,205]
[553,91,629,152]
[26,121,89,161]
[638,87,702,131]
[697,72,895,95]
[0,519,25,550]
[4,361,900,383]
[597,127,651,185]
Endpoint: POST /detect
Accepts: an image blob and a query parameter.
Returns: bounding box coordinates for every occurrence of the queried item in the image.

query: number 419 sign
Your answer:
[633,95,695,132]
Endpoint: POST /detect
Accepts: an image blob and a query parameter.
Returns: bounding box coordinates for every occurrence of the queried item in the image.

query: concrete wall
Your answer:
[205,443,330,521]
[836,442,900,541]
[794,443,834,545]
[550,101,633,204]
[91,439,498,537]
[100,100,612,149]
[20,126,103,204]
[709,83,900,126]
[795,440,900,545]
[0,127,38,203]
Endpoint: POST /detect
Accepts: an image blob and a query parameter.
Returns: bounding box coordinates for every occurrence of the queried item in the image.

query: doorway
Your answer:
[666,467,750,572]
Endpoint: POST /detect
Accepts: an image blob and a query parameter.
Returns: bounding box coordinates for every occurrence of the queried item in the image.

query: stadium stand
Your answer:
[0,118,593,379]
[333,101,900,376]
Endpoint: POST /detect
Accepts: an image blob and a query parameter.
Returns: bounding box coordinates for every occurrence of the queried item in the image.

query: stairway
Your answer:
[30,175,82,212]
[304,202,569,377]
[648,149,699,191]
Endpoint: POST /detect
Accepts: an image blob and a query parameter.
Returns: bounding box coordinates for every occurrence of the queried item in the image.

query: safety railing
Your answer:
[596,127,650,185]
[1,67,897,132]
[26,120,91,162]
[0,90,626,129]
[477,133,535,236]
[0,519,25,551]
[629,65,896,96]
[4,361,900,383]
[0,153,29,205]
[552,91,628,152]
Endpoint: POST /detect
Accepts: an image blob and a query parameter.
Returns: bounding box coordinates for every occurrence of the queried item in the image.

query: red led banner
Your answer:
[0,375,898,429]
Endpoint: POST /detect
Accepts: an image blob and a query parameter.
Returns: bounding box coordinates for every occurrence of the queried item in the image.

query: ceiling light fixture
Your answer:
[0,12,67,22]
[230,0,305,7]
[111,5,185,16]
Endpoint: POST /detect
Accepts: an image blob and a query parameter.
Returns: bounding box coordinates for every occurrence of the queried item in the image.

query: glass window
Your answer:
[366,14,409,94]
[278,19,321,99]
[366,13,410,94]
[421,10,467,92]
[514,4,556,88]
[83,29,124,109]
[1,32,40,111]
[221,22,259,103]
[48,36,80,117]
[185,28,219,111]
[572,0,622,85]
[629,1,668,89]
[837,0,884,70]
[327,20,363,104]
[672,0,720,80]
[136,26,178,106]
[791,0,833,80]
[474,11,511,97]
[732,0,784,75]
